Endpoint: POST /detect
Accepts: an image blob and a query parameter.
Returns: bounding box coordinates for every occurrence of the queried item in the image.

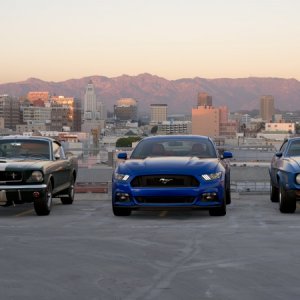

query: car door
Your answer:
[270,140,288,186]
[51,141,72,192]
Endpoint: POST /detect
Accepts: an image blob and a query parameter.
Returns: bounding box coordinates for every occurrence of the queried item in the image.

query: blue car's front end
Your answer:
[112,156,227,211]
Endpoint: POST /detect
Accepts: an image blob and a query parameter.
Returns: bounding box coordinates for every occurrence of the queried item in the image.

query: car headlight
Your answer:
[296,174,300,184]
[202,172,222,181]
[114,173,130,181]
[27,171,44,183]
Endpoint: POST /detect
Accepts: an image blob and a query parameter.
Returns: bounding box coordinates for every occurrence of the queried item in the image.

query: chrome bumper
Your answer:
[0,184,47,190]
[0,184,48,205]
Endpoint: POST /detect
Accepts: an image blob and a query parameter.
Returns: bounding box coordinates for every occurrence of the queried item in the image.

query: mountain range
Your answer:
[0,73,299,114]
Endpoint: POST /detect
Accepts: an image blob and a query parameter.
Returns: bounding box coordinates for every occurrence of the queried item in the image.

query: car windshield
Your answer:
[0,139,50,160]
[130,138,217,159]
[286,140,300,157]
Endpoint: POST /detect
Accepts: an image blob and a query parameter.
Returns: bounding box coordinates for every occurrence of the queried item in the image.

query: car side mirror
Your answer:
[221,151,233,159]
[54,153,61,160]
[275,152,283,158]
[117,152,127,160]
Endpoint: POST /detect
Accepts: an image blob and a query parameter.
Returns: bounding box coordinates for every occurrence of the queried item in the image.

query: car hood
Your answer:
[117,156,221,175]
[0,159,47,170]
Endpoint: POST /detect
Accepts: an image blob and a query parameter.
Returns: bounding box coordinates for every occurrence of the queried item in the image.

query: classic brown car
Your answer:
[0,136,78,215]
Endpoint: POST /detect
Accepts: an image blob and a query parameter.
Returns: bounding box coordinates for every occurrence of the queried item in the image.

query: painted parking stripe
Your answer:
[15,209,35,217]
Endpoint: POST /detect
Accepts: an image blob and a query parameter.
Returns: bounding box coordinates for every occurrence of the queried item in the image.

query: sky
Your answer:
[1,0,300,84]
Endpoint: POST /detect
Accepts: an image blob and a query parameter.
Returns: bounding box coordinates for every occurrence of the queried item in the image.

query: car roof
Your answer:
[0,135,56,143]
[139,135,211,141]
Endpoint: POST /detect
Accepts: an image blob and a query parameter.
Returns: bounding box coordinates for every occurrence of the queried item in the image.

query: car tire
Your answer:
[34,182,53,216]
[209,199,226,216]
[226,186,231,205]
[112,205,132,216]
[270,183,279,202]
[61,176,75,205]
[279,183,296,213]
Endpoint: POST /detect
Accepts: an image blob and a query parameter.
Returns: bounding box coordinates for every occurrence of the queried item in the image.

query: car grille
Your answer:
[135,196,195,204]
[0,171,22,183]
[130,175,199,188]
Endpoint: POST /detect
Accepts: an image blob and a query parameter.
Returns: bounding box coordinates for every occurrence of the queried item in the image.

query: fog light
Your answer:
[116,192,130,202]
[202,193,217,201]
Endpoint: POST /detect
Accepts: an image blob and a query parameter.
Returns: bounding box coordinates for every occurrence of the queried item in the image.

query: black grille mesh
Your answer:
[131,175,199,188]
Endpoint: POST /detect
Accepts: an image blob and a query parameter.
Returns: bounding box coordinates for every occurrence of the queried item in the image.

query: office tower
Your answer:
[51,96,75,131]
[260,95,275,122]
[84,80,97,120]
[192,105,220,137]
[0,95,21,130]
[150,104,168,123]
[197,92,212,107]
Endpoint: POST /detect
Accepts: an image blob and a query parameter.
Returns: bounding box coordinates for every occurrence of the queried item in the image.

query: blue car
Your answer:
[270,137,300,213]
[112,135,232,217]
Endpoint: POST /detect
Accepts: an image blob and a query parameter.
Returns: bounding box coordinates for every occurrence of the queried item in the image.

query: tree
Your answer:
[116,136,141,147]
[151,125,158,134]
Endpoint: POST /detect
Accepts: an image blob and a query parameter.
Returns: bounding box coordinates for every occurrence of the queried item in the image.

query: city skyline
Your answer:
[1,0,300,84]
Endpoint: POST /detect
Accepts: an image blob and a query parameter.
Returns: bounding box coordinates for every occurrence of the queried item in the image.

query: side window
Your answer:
[59,146,66,159]
[52,142,65,160]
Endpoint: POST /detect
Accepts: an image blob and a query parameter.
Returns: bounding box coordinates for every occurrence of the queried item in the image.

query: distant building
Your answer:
[83,81,97,120]
[265,122,295,134]
[21,97,50,120]
[192,105,237,138]
[192,106,220,137]
[16,123,47,134]
[150,104,168,124]
[157,121,192,135]
[114,98,138,121]
[260,95,275,122]
[82,81,106,140]
[0,95,21,130]
[27,92,50,105]
[73,98,82,132]
[51,96,75,131]
[197,92,212,107]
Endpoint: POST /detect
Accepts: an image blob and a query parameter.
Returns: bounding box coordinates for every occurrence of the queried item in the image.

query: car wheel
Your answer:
[270,183,279,202]
[112,205,132,216]
[209,199,226,216]
[279,183,296,213]
[34,182,53,216]
[61,176,75,205]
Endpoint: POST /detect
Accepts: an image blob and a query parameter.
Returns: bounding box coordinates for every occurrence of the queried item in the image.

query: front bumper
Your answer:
[0,184,47,205]
[112,180,226,209]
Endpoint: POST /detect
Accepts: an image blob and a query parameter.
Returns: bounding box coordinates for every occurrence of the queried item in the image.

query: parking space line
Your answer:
[15,209,34,217]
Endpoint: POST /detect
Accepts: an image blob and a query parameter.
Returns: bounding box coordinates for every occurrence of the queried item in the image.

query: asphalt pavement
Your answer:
[1,193,300,300]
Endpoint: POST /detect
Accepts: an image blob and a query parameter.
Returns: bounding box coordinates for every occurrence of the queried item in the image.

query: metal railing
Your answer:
[231,181,270,193]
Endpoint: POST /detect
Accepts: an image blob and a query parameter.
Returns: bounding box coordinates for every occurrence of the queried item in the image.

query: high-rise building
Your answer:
[150,104,168,124]
[260,95,275,122]
[73,98,82,132]
[192,106,220,137]
[82,81,106,137]
[84,81,97,120]
[192,103,237,138]
[0,95,21,130]
[197,92,212,107]
[50,96,75,131]
[83,81,106,121]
